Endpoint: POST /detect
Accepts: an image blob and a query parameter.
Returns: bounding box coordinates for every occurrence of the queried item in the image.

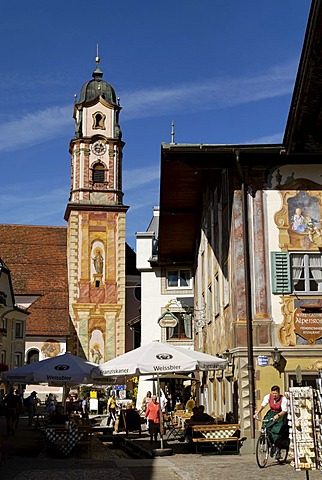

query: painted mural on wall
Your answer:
[41,339,62,358]
[89,329,104,364]
[274,182,322,347]
[288,191,322,248]
[274,187,322,251]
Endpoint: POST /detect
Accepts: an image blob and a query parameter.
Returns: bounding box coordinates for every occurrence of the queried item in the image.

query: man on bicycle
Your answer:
[254,385,288,460]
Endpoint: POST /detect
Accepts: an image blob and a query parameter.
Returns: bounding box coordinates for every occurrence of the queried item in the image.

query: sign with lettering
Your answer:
[294,308,322,343]
[257,355,270,367]
[157,311,178,328]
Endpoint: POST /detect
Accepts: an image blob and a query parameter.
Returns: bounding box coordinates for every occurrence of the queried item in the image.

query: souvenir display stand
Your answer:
[286,385,322,479]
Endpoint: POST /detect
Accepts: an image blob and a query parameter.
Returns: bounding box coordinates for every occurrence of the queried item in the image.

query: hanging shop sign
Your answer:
[293,308,322,343]
[157,311,178,328]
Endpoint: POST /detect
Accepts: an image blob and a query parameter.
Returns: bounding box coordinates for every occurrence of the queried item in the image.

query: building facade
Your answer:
[64,56,128,363]
[157,0,322,441]
[136,206,194,406]
[0,258,28,397]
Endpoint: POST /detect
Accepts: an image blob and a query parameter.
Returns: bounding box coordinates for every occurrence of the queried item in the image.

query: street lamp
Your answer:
[271,347,281,369]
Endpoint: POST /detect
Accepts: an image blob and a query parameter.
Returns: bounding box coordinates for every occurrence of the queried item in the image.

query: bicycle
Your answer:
[255,417,289,468]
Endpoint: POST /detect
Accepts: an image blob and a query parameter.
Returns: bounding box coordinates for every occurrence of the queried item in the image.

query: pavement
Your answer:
[0,413,321,480]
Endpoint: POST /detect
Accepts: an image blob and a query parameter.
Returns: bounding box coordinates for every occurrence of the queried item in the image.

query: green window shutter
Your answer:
[271,252,291,294]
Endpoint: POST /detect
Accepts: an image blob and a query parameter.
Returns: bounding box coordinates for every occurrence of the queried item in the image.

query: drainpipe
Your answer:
[235,150,255,440]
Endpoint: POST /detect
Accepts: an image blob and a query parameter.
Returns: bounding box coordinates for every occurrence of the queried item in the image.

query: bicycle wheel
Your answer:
[256,434,269,468]
[277,442,289,464]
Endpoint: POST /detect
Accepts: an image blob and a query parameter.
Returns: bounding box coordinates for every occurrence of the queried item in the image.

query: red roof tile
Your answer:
[0,225,70,337]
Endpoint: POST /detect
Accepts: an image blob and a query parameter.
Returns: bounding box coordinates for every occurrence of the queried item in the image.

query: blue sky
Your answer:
[0,0,311,249]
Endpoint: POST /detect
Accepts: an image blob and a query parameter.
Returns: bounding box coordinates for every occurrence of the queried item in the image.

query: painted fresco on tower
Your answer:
[89,329,104,364]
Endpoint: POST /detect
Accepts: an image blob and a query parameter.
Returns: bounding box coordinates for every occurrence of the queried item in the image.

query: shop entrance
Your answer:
[286,373,318,389]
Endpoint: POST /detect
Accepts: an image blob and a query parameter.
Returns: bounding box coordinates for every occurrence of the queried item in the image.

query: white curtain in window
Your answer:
[309,255,322,291]
[168,327,175,338]
[183,314,192,338]
[292,255,304,286]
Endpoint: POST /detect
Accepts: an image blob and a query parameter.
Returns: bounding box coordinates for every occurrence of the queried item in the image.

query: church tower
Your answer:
[64,54,128,363]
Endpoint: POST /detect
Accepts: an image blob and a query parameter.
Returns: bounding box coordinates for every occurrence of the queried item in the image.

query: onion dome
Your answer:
[78,56,117,105]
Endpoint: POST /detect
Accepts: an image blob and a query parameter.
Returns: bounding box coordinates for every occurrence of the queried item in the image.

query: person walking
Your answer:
[107,393,117,426]
[25,391,38,427]
[145,395,160,443]
[81,395,90,420]
[4,388,19,436]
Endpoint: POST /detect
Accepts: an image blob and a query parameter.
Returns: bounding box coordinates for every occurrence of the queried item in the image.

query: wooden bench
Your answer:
[191,424,245,454]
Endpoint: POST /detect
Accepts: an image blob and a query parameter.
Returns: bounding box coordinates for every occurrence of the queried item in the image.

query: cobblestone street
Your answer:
[1,415,321,480]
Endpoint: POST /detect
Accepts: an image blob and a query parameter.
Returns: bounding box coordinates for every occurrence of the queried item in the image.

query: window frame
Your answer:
[166,269,192,290]
[166,311,193,340]
[14,352,22,368]
[92,163,105,184]
[15,321,23,339]
[271,251,322,295]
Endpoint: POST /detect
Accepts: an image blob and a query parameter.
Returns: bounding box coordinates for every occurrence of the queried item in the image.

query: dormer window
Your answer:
[92,163,105,183]
[92,111,106,129]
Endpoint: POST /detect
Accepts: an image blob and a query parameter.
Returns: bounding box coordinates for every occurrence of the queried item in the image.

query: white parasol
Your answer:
[96,341,227,449]
[3,353,101,408]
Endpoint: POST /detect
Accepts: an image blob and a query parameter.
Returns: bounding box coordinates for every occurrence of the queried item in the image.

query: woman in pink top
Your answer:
[145,395,160,442]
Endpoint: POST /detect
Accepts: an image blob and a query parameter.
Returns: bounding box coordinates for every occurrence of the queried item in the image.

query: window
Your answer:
[167,269,191,289]
[92,111,106,129]
[92,163,105,183]
[1,350,6,363]
[166,312,192,340]
[1,318,7,335]
[271,252,322,294]
[27,349,39,364]
[214,274,220,316]
[15,321,23,338]
[14,352,22,368]
[223,261,229,307]
[134,284,141,302]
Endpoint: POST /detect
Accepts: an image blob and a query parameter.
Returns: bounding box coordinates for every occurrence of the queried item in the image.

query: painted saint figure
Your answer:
[292,208,306,233]
[90,343,103,364]
[93,249,104,274]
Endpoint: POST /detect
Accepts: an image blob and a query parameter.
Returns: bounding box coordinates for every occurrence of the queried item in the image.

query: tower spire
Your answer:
[96,43,100,66]
[93,43,103,79]
[171,120,175,144]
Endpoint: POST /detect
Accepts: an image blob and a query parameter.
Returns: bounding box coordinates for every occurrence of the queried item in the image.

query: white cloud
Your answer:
[0,60,297,153]
[122,60,297,119]
[0,187,67,226]
[244,132,284,144]
[0,106,71,152]
[123,165,160,190]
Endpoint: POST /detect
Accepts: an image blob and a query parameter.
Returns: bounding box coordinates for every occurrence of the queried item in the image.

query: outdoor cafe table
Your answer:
[44,424,84,455]
[174,412,192,428]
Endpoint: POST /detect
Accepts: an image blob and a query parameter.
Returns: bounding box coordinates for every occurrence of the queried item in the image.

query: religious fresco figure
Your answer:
[291,208,306,233]
[90,343,103,364]
[92,249,104,274]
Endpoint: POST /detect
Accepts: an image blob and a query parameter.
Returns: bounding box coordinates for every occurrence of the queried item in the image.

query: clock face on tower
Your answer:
[92,140,107,156]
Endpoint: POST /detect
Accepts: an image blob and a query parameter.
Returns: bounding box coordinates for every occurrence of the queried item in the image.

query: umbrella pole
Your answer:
[157,373,164,449]
[63,383,67,413]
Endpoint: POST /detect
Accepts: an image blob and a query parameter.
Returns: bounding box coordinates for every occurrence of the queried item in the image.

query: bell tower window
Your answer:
[92,111,106,129]
[92,163,105,183]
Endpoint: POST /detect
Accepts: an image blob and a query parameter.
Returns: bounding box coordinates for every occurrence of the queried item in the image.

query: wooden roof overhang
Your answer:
[158,144,322,267]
